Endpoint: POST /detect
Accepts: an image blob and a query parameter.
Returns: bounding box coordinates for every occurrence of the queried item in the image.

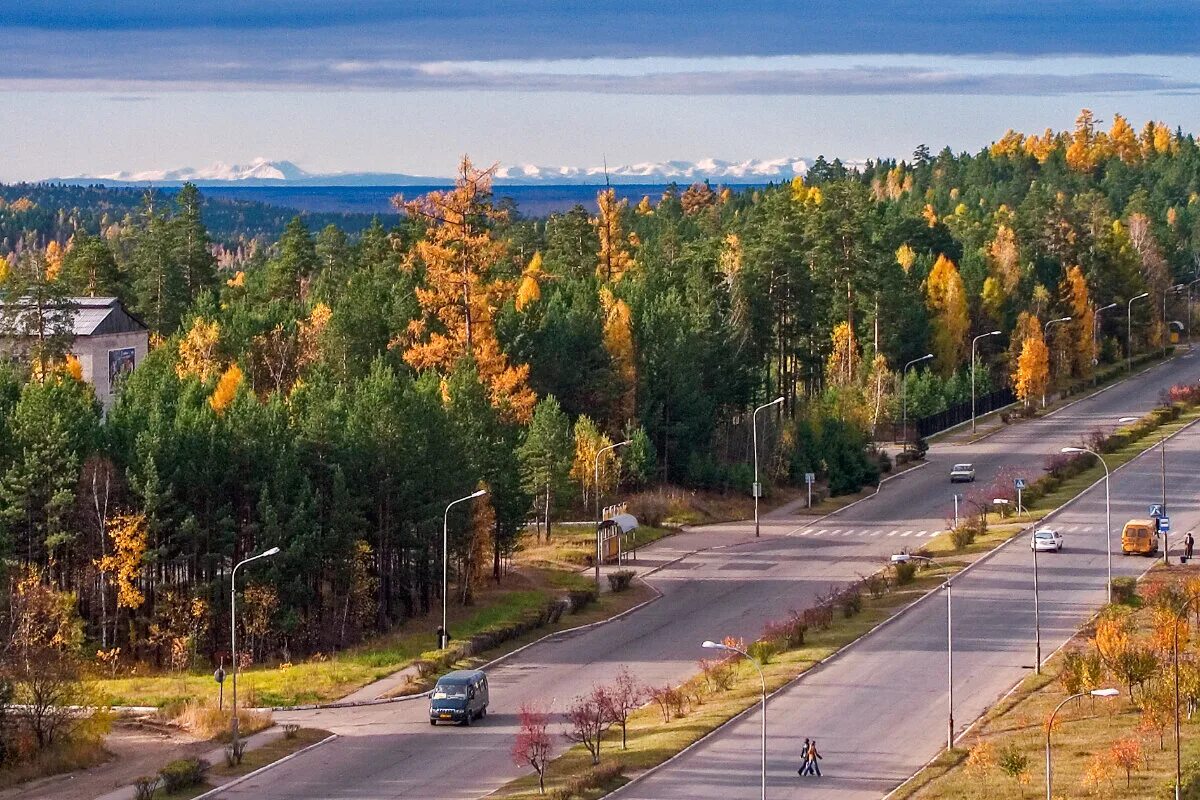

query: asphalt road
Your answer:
[619,367,1200,799]
[213,353,1200,800]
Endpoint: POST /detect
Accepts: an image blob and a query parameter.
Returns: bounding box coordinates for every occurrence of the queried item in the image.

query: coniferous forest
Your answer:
[1,111,1199,665]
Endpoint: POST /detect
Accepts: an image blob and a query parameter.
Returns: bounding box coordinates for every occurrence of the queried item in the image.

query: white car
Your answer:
[1031,528,1064,552]
[949,464,976,483]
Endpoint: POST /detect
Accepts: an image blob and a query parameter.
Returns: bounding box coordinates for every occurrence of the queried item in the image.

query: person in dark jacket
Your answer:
[1186,531,1195,561]
[803,740,822,776]
[797,738,811,776]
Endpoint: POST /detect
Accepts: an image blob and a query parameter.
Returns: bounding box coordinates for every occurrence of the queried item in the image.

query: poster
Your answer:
[108,347,135,388]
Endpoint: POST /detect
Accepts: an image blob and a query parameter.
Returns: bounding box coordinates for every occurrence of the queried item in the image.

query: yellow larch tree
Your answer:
[1014,324,1049,407]
[925,255,969,375]
[986,224,1021,297]
[595,188,635,282]
[176,317,222,381]
[515,252,543,313]
[64,354,83,381]
[569,415,615,510]
[1061,266,1096,378]
[790,176,822,206]
[1109,113,1141,163]
[1066,108,1103,171]
[600,287,637,424]
[989,129,1025,158]
[395,157,537,423]
[209,363,243,413]
[635,195,654,216]
[44,241,64,281]
[895,243,916,274]
[825,321,860,387]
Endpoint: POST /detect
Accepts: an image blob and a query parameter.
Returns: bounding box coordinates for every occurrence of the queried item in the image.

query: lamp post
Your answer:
[1042,317,1072,408]
[702,640,766,799]
[1046,688,1120,799]
[1187,278,1200,348]
[901,354,934,446]
[891,553,952,746]
[1128,292,1150,372]
[1165,284,1185,357]
[1061,446,1112,602]
[443,489,487,649]
[230,546,281,752]
[970,331,1002,434]
[1093,302,1118,385]
[753,397,784,537]
[595,440,630,588]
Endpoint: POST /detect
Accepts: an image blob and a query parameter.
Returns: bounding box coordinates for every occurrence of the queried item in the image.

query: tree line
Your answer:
[1,110,1199,670]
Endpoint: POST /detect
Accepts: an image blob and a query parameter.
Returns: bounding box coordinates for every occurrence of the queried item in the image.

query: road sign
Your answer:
[804,472,816,485]
[1158,516,1171,533]
[1150,503,1165,518]
[752,481,762,498]
[1014,478,1026,490]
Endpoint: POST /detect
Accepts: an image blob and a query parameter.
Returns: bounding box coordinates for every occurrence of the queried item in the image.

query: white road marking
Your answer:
[888,530,899,536]
[815,529,827,536]
[900,531,912,537]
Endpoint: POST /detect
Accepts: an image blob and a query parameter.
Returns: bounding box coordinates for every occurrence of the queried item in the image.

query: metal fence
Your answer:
[875,387,1017,443]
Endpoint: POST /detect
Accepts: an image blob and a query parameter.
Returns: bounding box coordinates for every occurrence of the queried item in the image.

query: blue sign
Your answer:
[1158,516,1171,533]
[1149,504,1165,518]
[1014,478,1026,490]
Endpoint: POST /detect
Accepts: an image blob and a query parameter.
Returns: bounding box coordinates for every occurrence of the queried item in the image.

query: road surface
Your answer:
[213,353,1200,799]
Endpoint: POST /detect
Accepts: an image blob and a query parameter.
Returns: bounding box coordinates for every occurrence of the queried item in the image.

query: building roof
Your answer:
[0,296,148,337]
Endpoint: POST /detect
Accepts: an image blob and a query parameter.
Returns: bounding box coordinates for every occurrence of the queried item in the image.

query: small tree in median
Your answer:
[1110,736,1143,786]
[512,702,553,795]
[605,666,644,749]
[564,686,613,765]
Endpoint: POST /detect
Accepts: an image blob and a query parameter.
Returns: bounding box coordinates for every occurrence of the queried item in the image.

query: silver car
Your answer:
[1031,528,1064,552]
[949,463,975,483]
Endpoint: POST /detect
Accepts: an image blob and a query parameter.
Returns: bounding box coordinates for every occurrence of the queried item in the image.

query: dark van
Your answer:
[429,669,489,726]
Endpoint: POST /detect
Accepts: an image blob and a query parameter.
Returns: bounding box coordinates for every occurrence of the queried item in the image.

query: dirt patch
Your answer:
[0,719,208,800]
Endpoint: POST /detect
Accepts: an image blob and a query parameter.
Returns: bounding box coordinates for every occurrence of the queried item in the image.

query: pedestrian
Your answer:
[1186,531,1195,561]
[803,739,822,776]
[797,737,810,776]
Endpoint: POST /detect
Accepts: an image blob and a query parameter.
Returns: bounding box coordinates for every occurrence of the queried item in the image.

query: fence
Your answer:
[874,387,1016,443]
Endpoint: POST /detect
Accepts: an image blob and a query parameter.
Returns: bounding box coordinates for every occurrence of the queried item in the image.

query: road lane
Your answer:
[214,353,1200,800]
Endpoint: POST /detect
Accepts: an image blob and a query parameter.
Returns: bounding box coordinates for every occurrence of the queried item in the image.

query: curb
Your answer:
[191,733,338,800]
[610,411,1200,799]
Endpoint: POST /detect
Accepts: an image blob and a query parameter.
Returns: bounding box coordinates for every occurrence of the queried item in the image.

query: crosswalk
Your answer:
[786,523,1098,539]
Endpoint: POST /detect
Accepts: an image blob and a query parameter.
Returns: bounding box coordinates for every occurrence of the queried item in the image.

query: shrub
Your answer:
[159,758,208,792]
[747,640,778,665]
[133,776,159,800]
[283,723,299,740]
[1112,577,1138,605]
[877,449,893,474]
[568,589,597,613]
[894,561,918,586]
[607,570,635,592]
[950,524,977,551]
[550,760,625,800]
[224,738,247,767]
[650,684,679,722]
[803,604,835,631]
[862,572,889,599]
[629,493,669,528]
[763,612,808,649]
[840,584,863,617]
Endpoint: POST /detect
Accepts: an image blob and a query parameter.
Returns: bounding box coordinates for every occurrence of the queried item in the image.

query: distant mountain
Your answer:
[51,156,812,187]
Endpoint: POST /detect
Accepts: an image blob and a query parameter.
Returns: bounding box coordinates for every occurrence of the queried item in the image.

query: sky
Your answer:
[1,1,1198,181]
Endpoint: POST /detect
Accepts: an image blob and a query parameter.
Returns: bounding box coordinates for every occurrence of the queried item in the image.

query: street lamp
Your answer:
[595,440,630,588]
[1062,446,1112,602]
[901,354,934,446]
[1042,317,1072,408]
[753,397,784,537]
[230,546,281,752]
[1128,292,1150,372]
[1046,688,1120,799]
[1093,302,1118,386]
[443,489,487,649]
[891,553,953,747]
[971,331,1002,434]
[1165,284,1186,357]
[1187,278,1200,348]
[703,640,766,800]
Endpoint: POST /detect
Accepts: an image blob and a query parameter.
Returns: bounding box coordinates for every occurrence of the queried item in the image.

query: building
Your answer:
[0,296,149,408]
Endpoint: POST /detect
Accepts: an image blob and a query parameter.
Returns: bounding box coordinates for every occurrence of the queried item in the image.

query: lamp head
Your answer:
[990,330,1002,335]
[772,396,785,405]
[261,546,281,558]
[1090,688,1119,698]
[1117,416,1138,424]
[701,640,727,651]
[890,553,911,564]
[1061,446,1084,454]
[1101,302,1118,311]
[470,489,488,499]
[1134,292,1150,301]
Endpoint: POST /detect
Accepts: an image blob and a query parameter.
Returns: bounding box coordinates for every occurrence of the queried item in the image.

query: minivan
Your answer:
[1121,519,1160,556]
[429,669,489,726]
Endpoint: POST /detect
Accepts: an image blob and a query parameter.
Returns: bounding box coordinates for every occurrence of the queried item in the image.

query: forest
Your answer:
[1,110,1199,672]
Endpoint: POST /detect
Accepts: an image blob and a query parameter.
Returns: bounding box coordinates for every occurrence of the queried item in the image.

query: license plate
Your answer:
[439,714,452,719]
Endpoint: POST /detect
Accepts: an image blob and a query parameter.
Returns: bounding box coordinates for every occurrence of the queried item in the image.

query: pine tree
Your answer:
[517,396,572,542]
[172,183,217,299]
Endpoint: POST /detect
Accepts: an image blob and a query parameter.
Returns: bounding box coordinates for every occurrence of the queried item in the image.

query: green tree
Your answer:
[172,183,218,298]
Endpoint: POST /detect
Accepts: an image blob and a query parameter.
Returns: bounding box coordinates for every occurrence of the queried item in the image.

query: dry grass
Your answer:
[161,700,273,742]
[0,736,110,790]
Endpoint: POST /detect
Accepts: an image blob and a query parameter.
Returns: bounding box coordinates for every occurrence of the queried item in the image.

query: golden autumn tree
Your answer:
[600,287,637,424]
[925,255,969,375]
[595,188,635,282]
[895,243,916,274]
[1109,113,1141,163]
[176,317,222,381]
[96,512,148,614]
[635,195,654,216]
[825,321,860,387]
[1014,324,1049,407]
[1061,266,1096,378]
[515,252,543,313]
[570,415,615,509]
[396,157,537,423]
[209,363,242,413]
[44,240,64,281]
[64,354,83,381]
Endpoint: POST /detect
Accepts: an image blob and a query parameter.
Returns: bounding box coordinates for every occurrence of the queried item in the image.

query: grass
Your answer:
[0,734,109,790]
[161,700,273,741]
[516,525,675,572]
[892,565,1200,800]
[497,563,958,799]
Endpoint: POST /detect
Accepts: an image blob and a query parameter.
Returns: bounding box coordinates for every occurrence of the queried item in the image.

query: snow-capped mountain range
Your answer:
[54,157,811,186]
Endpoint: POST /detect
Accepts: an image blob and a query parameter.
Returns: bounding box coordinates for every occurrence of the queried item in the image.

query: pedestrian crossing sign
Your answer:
[1149,503,1165,518]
